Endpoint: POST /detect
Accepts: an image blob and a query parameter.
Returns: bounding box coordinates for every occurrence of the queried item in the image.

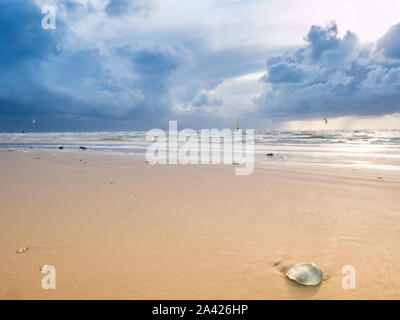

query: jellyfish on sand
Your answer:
[286,263,322,286]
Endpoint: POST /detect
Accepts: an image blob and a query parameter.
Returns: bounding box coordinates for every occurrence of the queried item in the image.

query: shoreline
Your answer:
[1,146,400,173]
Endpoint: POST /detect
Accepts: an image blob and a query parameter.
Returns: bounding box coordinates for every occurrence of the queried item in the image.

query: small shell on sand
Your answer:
[286,263,322,286]
[16,247,30,254]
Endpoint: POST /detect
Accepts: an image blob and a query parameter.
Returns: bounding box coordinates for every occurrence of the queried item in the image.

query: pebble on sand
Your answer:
[16,247,30,254]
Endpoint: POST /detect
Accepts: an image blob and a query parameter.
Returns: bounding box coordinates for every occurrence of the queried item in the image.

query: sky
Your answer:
[1,0,400,132]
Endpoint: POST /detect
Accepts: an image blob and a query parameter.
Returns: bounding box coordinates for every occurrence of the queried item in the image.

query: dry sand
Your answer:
[0,149,400,299]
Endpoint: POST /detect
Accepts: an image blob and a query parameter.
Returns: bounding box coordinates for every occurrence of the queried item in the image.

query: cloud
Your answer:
[0,0,279,131]
[377,23,400,59]
[0,0,56,66]
[0,0,188,130]
[255,21,400,121]
[2,1,400,132]
[0,0,69,119]
[192,93,223,107]
[263,63,305,83]
[105,0,151,16]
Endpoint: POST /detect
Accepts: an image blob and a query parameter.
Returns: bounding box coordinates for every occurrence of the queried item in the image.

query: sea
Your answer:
[1,130,399,170]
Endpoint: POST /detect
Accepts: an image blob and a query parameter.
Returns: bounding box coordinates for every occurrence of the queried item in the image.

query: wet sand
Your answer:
[0,149,400,299]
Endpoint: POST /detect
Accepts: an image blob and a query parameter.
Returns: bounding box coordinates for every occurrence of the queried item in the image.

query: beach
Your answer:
[1,148,400,299]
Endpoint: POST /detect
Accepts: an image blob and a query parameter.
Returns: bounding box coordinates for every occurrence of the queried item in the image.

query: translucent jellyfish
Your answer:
[286,263,322,286]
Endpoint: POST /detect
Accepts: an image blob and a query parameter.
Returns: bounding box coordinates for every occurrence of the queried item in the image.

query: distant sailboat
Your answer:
[235,118,240,131]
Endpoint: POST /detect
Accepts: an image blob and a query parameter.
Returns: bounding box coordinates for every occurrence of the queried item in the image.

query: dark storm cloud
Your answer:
[0,0,272,132]
[0,0,69,126]
[0,0,181,131]
[3,1,400,133]
[0,0,55,66]
[255,22,400,120]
